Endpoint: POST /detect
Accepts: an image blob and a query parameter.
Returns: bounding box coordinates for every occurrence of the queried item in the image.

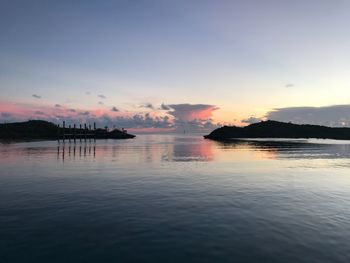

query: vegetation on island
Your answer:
[204,120,350,140]
[0,120,135,141]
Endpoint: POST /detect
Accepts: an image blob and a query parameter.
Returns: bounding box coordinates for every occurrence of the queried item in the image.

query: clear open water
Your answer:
[1,135,350,262]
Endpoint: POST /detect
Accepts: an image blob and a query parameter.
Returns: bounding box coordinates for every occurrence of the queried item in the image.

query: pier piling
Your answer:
[63,121,66,143]
[73,124,76,143]
[94,122,96,142]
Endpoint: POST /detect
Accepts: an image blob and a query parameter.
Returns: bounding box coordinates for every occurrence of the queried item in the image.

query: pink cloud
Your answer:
[0,101,107,121]
[167,104,218,121]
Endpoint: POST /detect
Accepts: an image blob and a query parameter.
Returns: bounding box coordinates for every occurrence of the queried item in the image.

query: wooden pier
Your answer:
[57,121,134,143]
[57,121,97,143]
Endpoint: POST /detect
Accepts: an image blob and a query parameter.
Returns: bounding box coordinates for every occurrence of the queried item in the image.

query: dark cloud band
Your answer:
[266,105,350,127]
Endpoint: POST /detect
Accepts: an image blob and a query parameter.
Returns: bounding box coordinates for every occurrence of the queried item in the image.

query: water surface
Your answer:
[1,135,350,262]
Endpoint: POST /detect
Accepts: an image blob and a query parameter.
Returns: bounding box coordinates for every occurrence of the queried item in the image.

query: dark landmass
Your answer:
[0,120,135,141]
[204,120,350,140]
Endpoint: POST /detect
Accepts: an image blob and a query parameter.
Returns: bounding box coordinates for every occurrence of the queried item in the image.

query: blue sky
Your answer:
[2,0,350,130]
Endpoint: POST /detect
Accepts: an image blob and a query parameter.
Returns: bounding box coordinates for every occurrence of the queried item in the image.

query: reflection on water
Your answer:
[0,135,215,164]
[3,136,350,165]
[164,136,214,162]
[1,135,350,263]
[217,139,350,159]
[57,145,96,161]
[214,139,350,168]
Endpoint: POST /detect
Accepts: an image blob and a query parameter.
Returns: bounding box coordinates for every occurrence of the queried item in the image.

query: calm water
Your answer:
[1,135,350,263]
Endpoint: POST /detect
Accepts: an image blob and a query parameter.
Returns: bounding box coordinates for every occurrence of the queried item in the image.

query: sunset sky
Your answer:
[2,0,350,132]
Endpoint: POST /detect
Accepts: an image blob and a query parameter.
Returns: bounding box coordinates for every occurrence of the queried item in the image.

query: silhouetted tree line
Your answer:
[204,120,350,140]
[0,120,135,140]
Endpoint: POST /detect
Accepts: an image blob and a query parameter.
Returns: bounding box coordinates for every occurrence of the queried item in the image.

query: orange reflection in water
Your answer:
[2,136,350,170]
[12,135,217,164]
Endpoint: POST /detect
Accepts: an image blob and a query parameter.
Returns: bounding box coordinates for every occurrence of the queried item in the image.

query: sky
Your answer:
[1,0,350,132]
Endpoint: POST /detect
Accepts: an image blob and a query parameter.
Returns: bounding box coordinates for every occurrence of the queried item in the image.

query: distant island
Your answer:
[0,120,135,141]
[204,120,350,140]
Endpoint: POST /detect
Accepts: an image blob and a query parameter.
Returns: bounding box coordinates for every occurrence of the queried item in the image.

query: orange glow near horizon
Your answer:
[0,99,272,131]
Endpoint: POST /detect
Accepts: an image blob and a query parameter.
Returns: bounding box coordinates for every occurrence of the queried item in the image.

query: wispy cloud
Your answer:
[160,103,170,110]
[98,113,173,130]
[140,103,155,109]
[55,104,61,107]
[98,94,106,99]
[241,116,262,124]
[285,83,294,88]
[1,112,11,118]
[32,94,41,99]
